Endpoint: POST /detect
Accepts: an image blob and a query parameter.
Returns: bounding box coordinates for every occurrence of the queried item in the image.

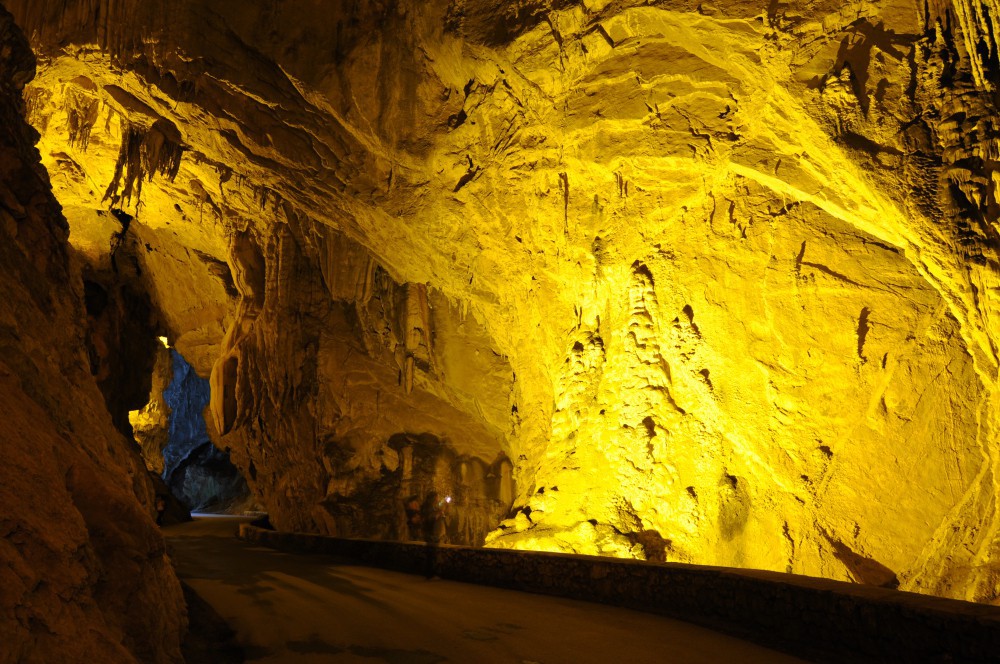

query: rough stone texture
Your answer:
[167,441,249,512]
[78,237,161,436]
[6,0,1000,602]
[239,524,1000,664]
[161,350,212,478]
[0,5,185,663]
[130,345,172,475]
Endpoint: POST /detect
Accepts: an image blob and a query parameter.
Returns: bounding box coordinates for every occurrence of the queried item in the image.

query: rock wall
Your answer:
[6,0,1000,603]
[211,218,514,542]
[78,232,161,436]
[0,5,184,663]
[162,349,248,510]
[130,345,173,475]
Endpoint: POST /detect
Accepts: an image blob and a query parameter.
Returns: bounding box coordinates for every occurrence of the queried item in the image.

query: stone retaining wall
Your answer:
[238,525,1000,662]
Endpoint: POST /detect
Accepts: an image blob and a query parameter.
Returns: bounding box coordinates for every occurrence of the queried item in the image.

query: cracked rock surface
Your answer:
[6,0,1000,605]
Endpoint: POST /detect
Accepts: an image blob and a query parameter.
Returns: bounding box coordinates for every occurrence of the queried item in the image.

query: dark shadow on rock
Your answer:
[250,513,274,530]
[150,471,191,525]
[180,581,245,664]
[345,644,446,663]
[161,349,250,512]
[823,529,899,589]
[287,636,345,655]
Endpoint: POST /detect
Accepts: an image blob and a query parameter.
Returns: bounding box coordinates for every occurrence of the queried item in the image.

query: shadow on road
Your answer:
[180,581,244,664]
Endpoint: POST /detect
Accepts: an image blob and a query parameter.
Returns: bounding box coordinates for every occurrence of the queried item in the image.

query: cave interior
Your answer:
[3,0,1000,661]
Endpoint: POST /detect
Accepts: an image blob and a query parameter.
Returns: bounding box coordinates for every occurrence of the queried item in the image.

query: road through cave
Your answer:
[166,516,804,664]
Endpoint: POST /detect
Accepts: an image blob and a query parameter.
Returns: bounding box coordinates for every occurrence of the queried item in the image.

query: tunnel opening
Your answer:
[131,344,249,513]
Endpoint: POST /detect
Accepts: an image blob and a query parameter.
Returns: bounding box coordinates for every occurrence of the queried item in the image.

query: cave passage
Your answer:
[161,349,248,511]
[132,344,249,512]
[8,0,1000,660]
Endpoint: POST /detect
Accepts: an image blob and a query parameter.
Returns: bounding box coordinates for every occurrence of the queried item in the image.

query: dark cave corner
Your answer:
[317,432,515,546]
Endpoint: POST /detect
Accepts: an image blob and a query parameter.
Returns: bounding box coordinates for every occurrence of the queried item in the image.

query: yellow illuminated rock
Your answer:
[129,345,173,475]
[7,0,1000,605]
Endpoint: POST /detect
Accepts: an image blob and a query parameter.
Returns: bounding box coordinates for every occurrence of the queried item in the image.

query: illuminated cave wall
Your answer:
[7,0,1000,601]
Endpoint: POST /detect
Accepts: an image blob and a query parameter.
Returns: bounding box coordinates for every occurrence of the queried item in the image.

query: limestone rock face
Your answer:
[78,238,161,436]
[7,0,1000,603]
[167,440,249,512]
[130,345,173,475]
[0,6,184,663]
[211,219,515,541]
[160,350,212,478]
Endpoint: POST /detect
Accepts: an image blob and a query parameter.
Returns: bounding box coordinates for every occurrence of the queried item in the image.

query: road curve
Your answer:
[165,516,806,664]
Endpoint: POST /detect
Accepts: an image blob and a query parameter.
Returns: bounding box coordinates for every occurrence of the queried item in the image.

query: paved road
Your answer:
[165,516,806,664]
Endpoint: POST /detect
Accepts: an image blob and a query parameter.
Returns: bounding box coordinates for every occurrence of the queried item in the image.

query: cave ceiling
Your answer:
[8,0,1000,601]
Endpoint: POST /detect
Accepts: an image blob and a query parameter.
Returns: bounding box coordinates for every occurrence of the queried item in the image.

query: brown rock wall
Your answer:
[210,215,513,540]
[0,5,184,662]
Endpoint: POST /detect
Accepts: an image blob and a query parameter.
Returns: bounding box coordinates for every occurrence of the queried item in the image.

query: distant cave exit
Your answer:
[132,345,249,511]
[161,349,248,511]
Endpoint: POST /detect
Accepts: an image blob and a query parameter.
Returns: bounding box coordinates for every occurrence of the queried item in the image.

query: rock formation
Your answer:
[4,0,1000,609]
[130,345,173,476]
[0,5,184,662]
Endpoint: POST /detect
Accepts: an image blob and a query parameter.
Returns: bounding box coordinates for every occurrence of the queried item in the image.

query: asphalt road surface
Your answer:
[165,516,806,664]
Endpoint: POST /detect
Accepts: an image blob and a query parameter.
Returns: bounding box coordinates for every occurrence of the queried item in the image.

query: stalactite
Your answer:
[21,85,48,130]
[254,184,283,211]
[14,0,1000,607]
[102,116,184,207]
[65,81,99,150]
[318,227,388,304]
[950,0,1000,91]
